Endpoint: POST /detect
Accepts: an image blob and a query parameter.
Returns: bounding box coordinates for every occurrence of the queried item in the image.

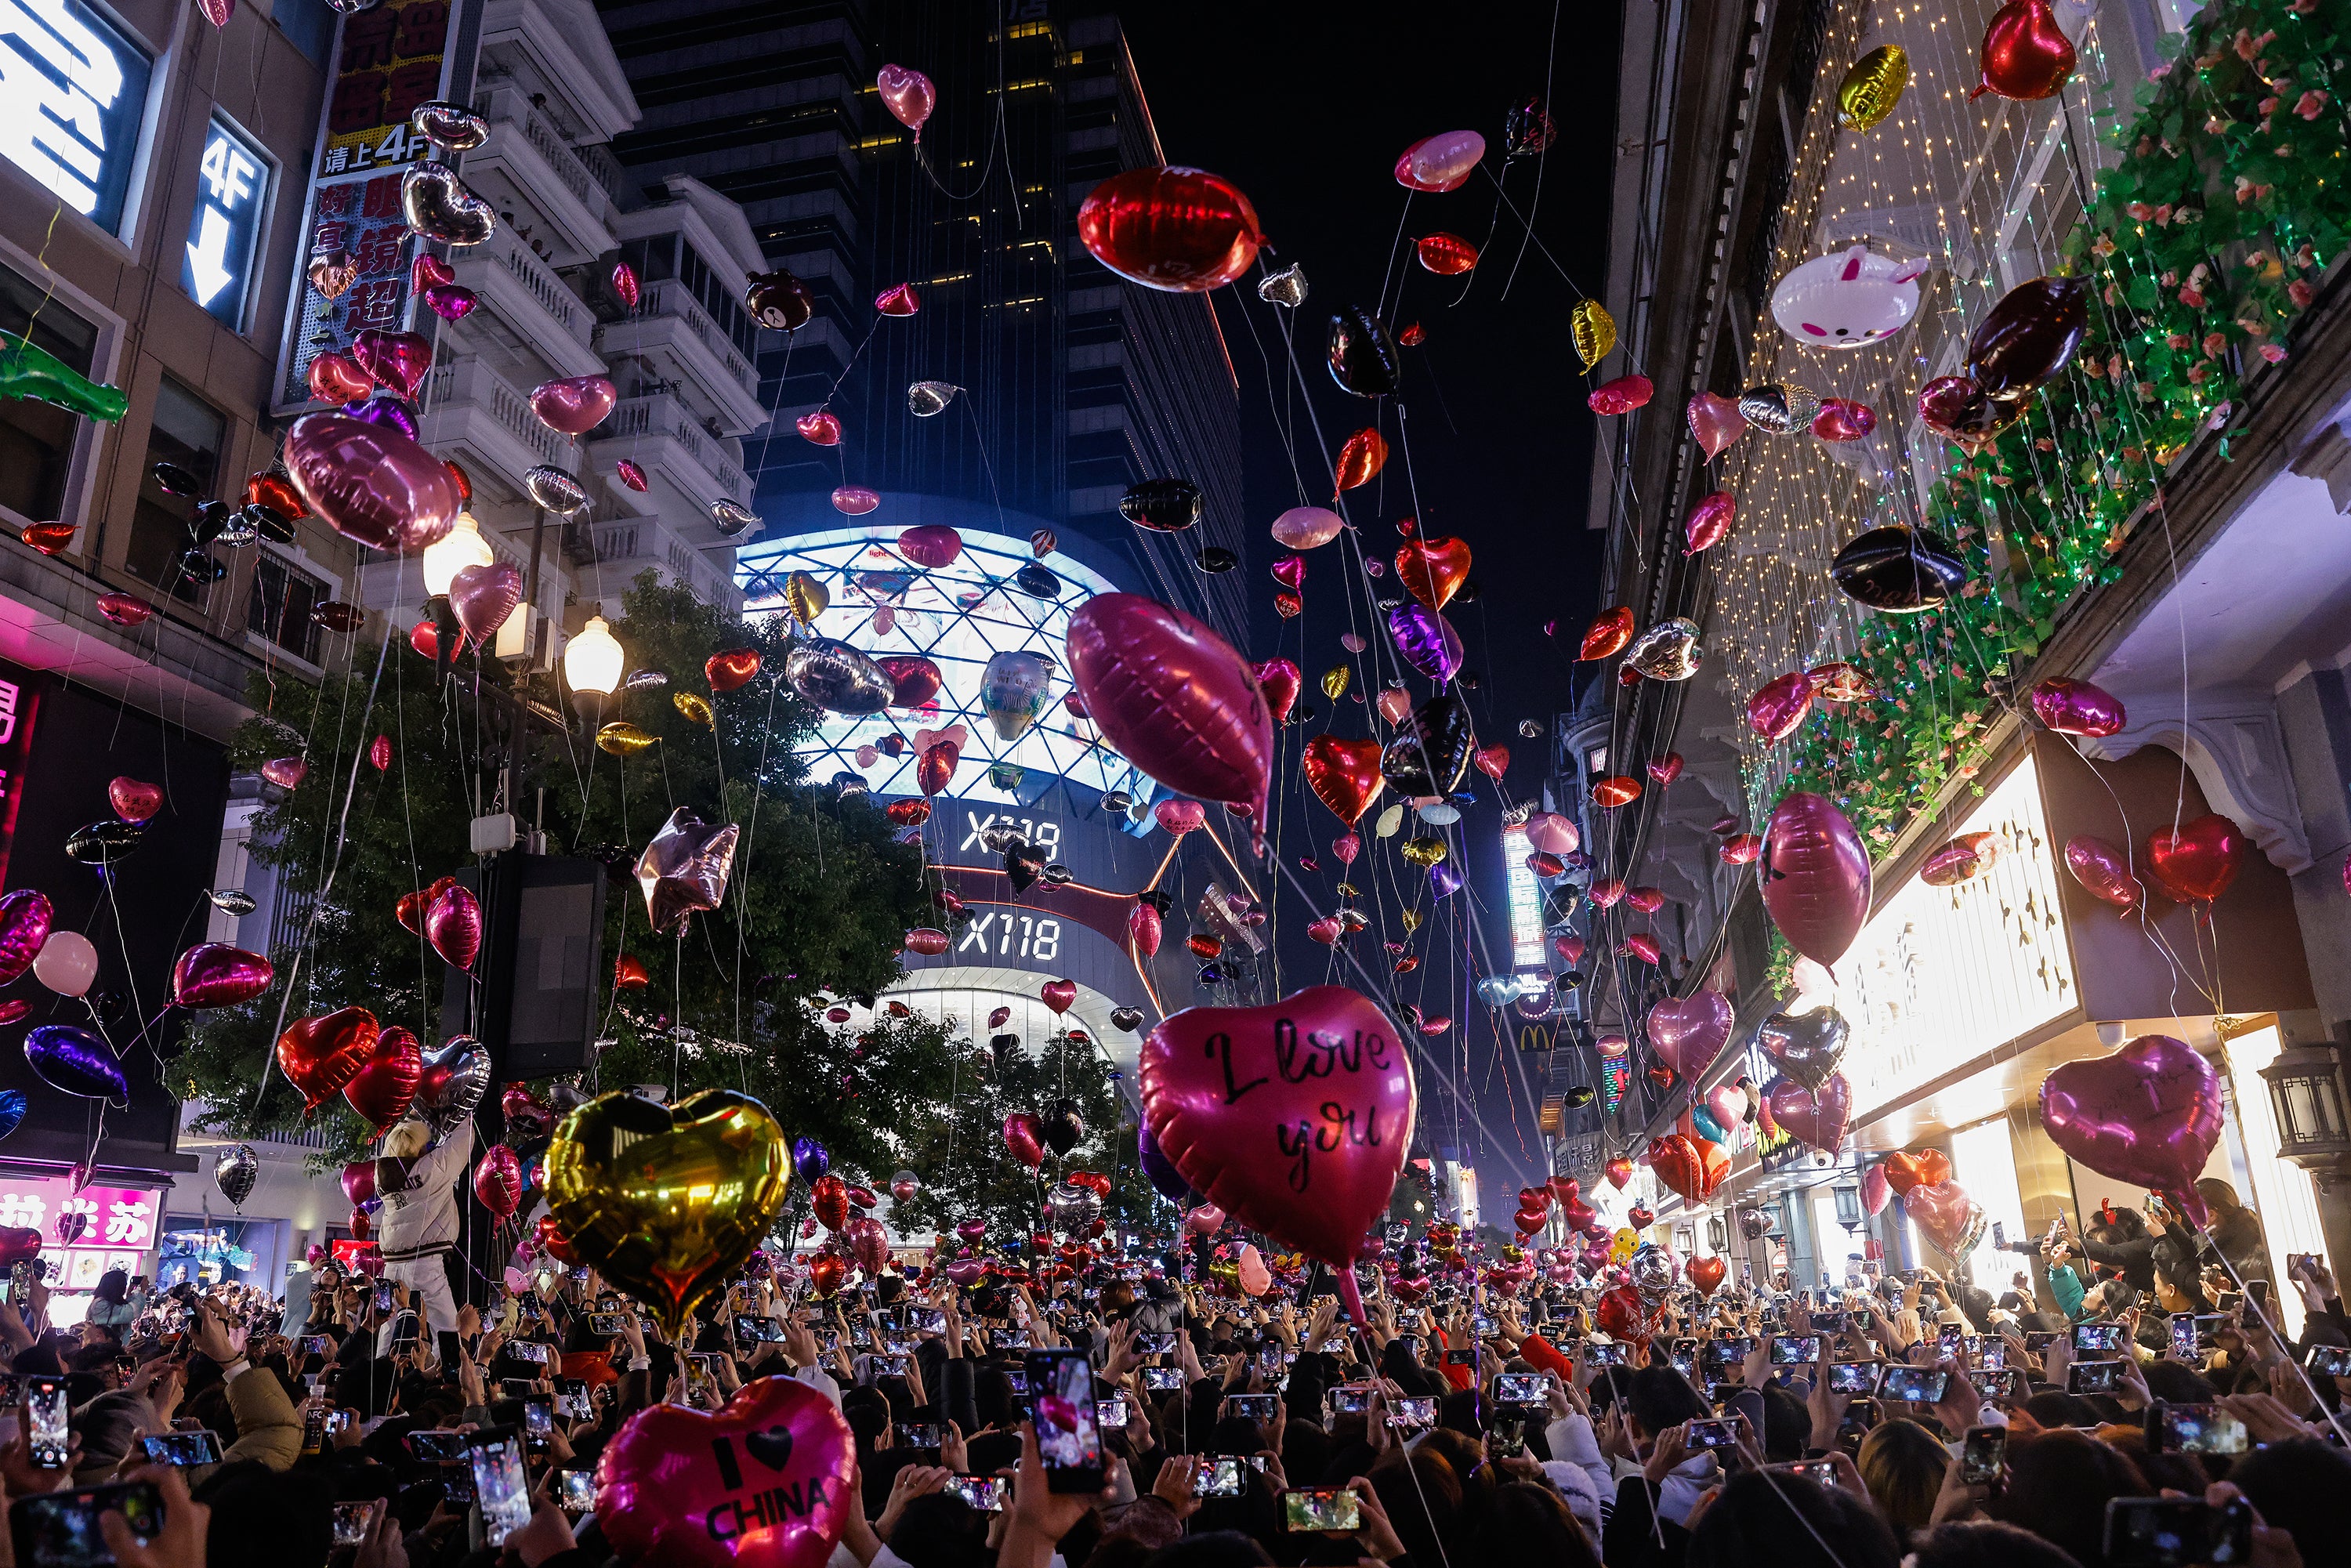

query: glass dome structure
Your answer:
[737,524,1157,806]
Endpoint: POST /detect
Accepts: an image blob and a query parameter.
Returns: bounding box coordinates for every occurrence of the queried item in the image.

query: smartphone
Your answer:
[1443,1348,1478,1367]
[1392,1334,1420,1360]
[1194,1456,1245,1497]
[1961,1425,2007,1484]
[389,1313,421,1348]
[1774,1459,1838,1484]
[467,1429,533,1547]
[2308,1343,2351,1378]
[1471,1312,1498,1335]
[558,1471,596,1514]
[1686,1418,1740,1450]
[1283,1487,1364,1532]
[1770,1335,1822,1366]
[1136,1331,1176,1356]
[950,1475,1006,1512]
[139,1432,220,1466]
[1388,1397,1437,1429]
[373,1282,394,1315]
[1003,1368,1029,1395]
[1587,1342,1628,1367]
[555,1379,594,1420]
[2069,1360,2128,1395]
[499,1378,539,1400]
[993,1329,1031,1352]
[2168,1315,2201,1361]
[1024,1349,1104,1494]
[2150,1401,2250,1456]
[300,1335,333,1359]
[1976,1341,2006,1371]
[1141,1367,1184,1392]
[1828,1361,1880,1394]
[1095,1398,1128,1430]
[864,1355,910,1382]
[1881,1366,1949,1403]
[903,1307,945,1333]
[1225,1393,1277,1421]
[405,1429,465,1462]
[2026,1331,2060,1352]
[1668,1338,1697,1374]
[508,1341,552,1366]
[23,1378,67,1470]
[1711,1336,1757,1367]
[1972,1368,2027,1401]
[523,1397,554,1447]
[1493,1373,1548,1405]
[588,1312,629,1335]
[2074,1323,2126,1354]
[2248,1280,2271,1313]
[734,1316,786,1345]
[2104,1496,2254,1567]
[9,1480,163,1568]
[331,1500,379,1548]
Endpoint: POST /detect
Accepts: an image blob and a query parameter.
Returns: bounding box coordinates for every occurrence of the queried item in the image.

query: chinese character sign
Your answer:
[0,1175,160,1289]
[273,0,468,411]
[0,658,44,891]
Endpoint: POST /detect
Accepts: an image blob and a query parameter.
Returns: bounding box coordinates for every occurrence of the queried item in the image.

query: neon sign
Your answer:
[0,0,151,233]
[183,118,267,327]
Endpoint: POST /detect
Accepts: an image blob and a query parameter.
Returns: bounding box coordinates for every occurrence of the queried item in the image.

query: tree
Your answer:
[171,577,962,1183]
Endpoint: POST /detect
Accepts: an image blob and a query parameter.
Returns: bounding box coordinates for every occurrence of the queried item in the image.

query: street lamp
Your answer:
[1706,1214,1726,1252]
[1834,1182,1864,1235]
[2261,1034,2351,1171]
[563,614,624,697]
[421,509,494,598]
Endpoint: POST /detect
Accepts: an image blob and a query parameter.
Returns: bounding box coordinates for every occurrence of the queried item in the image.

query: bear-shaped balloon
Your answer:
[1770,244,1928,349]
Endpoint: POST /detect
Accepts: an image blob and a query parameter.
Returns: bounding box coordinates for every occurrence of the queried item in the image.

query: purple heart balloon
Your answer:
[1386,602,1463,684]
[1429,859,1463,898]
[0,890,53,986]
[24,1025,127,1102]
[1645,988,1733,1079]
[2038,1034,2223,1225]
[448,561,522,643]
[422,283,477,321]
[284,414,460,555]
[1138,1122,1190,1203]
[342,393,421,442]
[1767,1073,1851,1153]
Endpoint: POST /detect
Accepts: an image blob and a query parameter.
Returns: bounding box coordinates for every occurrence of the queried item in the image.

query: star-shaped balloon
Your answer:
[635,809,740,934]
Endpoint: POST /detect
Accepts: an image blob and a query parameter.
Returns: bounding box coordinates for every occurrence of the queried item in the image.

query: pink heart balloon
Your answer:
[2039,1034,2223,1226]
[1523,811,1579,856]
[1748,672,1817,742]
[171,943,273,1009]
[1154,798,1204,836]
[422,284,476,321]
[1143,986,1414,1316]
[1684,491,1737,554]
[283,414,460,555]
[0,890,50,987]
[350,329,433,400]
[876,63,936,132]
[597,1377,856,1568]
[448,562,522,644]
[1376,689,1412,725]
[1644,989,1733,1080]
[109,777,163,824]
[1766,1073,1851,1152]
[1067,595,1273,837]
[1762,792,1871,972]
[616,458,649,492]
[832,485,880,515]
[426,882,483,970]
[1306,915,1343,945]
[797,411,842,446]
[1687,391,1749,459]
[529,375,617,436]
[1703,1081,1747,1134]
[1039,979,1077,1014]
[1904,1180,1986,1258]
[1860,1163,1892,1215]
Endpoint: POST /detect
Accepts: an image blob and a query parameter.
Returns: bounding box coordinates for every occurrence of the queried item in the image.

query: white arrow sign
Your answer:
[185,205,234,307]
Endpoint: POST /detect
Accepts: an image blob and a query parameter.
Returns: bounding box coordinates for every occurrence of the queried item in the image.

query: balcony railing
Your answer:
[492,230,583,339]
[418,358,577,470]
[596,393,751,501]
[639,278,756,392]
[591,518,735,606]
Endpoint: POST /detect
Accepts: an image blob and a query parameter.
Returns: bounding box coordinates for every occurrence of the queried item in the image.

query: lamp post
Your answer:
[2261,1027,2351,1276]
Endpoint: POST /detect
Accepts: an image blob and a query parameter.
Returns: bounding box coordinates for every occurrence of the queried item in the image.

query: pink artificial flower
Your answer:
[2127,201,2155,221]
[2260,343,2288,364]
[2260,96,2281,117]
[2166,333,2192,350]
[2179,286,2206,308]
[2290,279,2314,307]
[2202,331,2228,356]
[2187,363,2208,385]
[2296,90,2327,120]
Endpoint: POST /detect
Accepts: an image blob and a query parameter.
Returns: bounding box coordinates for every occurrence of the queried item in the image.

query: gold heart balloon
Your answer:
[1402,835,1449,868]
[1570,300,1617,368]
[672,692,715,728]
[784,569,829,625]
[595,722,658,757]
[545,1088,789,1336]
[1400,908,1423,933]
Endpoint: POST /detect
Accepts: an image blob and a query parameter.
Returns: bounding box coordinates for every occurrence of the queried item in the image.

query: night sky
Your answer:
[1119,7,1619,1206]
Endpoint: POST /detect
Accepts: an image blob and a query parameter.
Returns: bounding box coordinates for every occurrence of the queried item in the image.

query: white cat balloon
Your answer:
[1770,244,1928,348]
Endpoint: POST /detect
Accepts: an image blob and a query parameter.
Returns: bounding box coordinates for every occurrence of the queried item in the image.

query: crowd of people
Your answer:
[0,1182,2338,1568]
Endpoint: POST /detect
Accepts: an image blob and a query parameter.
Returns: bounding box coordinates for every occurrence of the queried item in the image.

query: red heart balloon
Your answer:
[1069,594,1273,832]
[1766,1073,1852,1153]
[1603,1157,1634,1190]
[1394,536,1471,610]
[277,1007,379,1110]
[109,777,163,824]
[1579,607,1634,661]
[350,329,433,401]
[806,1251,847,1296]
[473,1143,522,1217]
[707,648,763,693]
[1646,1133,1727,1204]
[1002,1113,1045,1169]
[810,1174,849,1231]
[1252,660,1300,726]
[307,351,373,404]
[1762,791,1871,970]
[537,1215,578,1266]
[1302,735,1385,824]
[1880,1149,1952,1196]
[426,881,482,969]
[2146,813,2244,905]
[1904,1180,1986,1258]
[1040,979,1077,1015]
[1595,1283,1651,1343]
[344,1024,424,1131]
[1141,987,1415,1309]
[1627,1202,1656,1229]
[411,255,456,292]
[1647,753,1684,787]
[1688,1255,1726,1294]
[1547,1175,1578,1204]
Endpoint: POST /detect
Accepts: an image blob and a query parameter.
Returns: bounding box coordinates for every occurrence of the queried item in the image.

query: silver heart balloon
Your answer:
[906,381,960,417]
[410,100,490,151]
[1045,1181,1103,1230]
[401,161,496,248]
[207,889,257,915]
[978,823,1026,854]
[783,638,893,715]
[1625,616,1704,681]
[415,1036,490,1133]
[1738,382,1822,436]
[1257,263,1308,308]
[711,500,760,537]
[213,1144,259,1209]
[525,465,589,515]
[1755,1003,1849,1092]
[624,668,668,690]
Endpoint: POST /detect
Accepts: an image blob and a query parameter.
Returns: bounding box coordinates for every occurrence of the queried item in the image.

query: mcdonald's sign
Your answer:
[1516,1019,1556,1053]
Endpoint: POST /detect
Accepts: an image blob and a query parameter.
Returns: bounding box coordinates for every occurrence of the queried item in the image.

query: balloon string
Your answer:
[1498,1,1561,305]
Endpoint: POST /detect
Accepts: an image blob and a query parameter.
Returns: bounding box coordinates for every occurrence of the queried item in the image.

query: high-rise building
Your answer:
[588,1,1257,1073]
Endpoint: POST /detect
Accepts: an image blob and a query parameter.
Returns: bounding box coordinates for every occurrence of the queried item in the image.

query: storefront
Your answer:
[0,1170,164,1325]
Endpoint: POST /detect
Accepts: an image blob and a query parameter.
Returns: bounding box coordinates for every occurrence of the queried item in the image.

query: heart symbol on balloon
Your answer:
[108,777,163,824]
[277,1007,380,1110]
[707,649,763,693]
[1644,989,1733,1080]
[2146,814,2244,906]
[546,1088,788,1334]
[307,352,373,404]
[1648,753,1684,786]
[796,411,842,446]
[1140,986,1415,1293]
[1626,1203,1655,1229]
[1039,980,1077,1015]
[595,1374,853,1568]
[1756,1004,1850,1091]
[350,330,434,400]
[171,943,273,1009]
[343,1024,424,1131]
[411,255,456,292]
[2039,1034,2224,1223]
[309,252,357,299]
[1646,1134,1727,1204]
[1394,536,1472,610]
[1904,1180,1987,1258]
[1302,736,1385,824]
[422,284,476,321]
[1703,1081,1748,1134]
[1602,1157,1634,1190]
[1154,799,1204,836]
[448,562,522,644]
[1306,916,1342,945]
[1766,1073,1851,1152]
[285,415,459,554]
[1880,1149,1951,1196]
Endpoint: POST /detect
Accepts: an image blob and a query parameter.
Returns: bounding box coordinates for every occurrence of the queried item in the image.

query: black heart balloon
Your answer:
[1755,1004,1849,1092]
[1412,692,1475,796]
[1193,547,1236,574]
[1110,1006,1144,1031]
[1039,1096,1085,1156]
[1014,562,1063,599]
[1968,276,2090,403]
[1118,478,1202,533]
[1003,845,1045,893]
[1917,376,2024,449]
[1380,735,1436,798]
[1139,889,1175,917]
[1563,1085,1593,1108]
[1327,305,1400,397]
[66,820,142,866]
[1830,523,1966,613]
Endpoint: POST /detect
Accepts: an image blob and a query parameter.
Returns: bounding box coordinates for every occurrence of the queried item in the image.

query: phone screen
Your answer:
[2069,1360,2127,1395]
[559,1472,596,1513]
[331,1501,379,1548]
[1962,1425,2006,1483]
[468,1430,532,1546]
[1389,1397,1436,1429]
[1828,1361,1880,1394]
[373,1283,393,1314]
[523,1398,554,1443]
[950,1475,1006,1511]
[2309,1343,2351,1378]
[1141,1367,1185,1392]
[24,1378,68,1469]
[1493,1373,1546,1404]
[1770,1336,1821,1365]
[407,1429,465,1462]
[2105,1497,2253,1568]
[1225,1394,1277,1421]
[1686,1418,1739,1450]
[2074,1323,2125,1353]
[11,1481,163,1568]
[1284,1488,1363,1531]
[1024,1349,1103,1492]
[141,1431,221,1466]
[1881,1366,1949,1403]
[2156,1403,2250,1455]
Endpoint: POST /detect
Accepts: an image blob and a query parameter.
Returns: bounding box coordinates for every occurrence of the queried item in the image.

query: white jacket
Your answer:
[375,1123,477,1262]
